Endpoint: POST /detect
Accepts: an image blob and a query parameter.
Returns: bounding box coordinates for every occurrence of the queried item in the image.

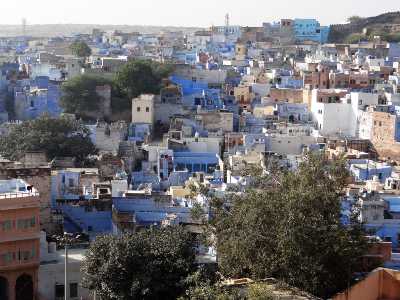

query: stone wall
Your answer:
[371,111,400,161]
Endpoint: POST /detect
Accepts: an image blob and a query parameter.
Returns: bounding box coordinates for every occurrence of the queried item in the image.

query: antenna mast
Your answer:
[225,13,230,27]
[22,18,27,37]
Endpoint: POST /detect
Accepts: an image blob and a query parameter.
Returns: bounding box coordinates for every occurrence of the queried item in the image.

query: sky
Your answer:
[1,0,399,27]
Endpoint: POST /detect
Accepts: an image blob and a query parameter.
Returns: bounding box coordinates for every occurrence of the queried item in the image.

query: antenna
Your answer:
[225,13,230,27]
[22,18,27,37]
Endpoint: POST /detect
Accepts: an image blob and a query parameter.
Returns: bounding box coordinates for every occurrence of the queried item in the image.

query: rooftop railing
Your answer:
[0,190,40,200]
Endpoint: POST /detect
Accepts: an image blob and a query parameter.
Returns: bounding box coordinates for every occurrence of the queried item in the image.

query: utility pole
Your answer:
[63,232,80,300]
[225,13,230,27]
[65,242,68,300]
[22,18,27,38]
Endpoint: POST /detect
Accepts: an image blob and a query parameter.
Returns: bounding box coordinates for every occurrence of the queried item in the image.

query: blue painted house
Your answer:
[348,159,392,183]
[293,19,330,44]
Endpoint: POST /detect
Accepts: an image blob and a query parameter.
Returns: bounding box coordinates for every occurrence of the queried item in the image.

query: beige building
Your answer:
[132,94,155,125]
[234,85,253,109]
[253,104,275,118]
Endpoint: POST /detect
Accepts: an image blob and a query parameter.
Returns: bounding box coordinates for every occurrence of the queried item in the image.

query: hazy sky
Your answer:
[1,0,399,27]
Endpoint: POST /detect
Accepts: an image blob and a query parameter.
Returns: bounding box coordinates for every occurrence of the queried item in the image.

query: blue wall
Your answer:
[293,19,329,43]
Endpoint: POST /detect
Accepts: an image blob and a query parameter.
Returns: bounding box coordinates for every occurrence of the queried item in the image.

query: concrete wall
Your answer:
[38,250,91,300]
[197,111,234,133]
[371,111,400,161]
[333,269,400,300]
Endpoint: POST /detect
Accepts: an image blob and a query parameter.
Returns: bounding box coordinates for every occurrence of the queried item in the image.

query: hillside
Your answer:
[0,24,201,38]
[328,11,400,43]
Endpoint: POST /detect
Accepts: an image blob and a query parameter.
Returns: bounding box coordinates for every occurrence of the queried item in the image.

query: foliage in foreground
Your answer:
[0,115,96,162]
[213,154,371,298]
[81,226,196,300]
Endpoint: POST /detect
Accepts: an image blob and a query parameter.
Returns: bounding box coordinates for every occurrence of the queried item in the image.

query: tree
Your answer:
[114,59,174,99]
[81,226,196,300]
[347,16,363,24]
[0,115,96,162]
[213,154,371,298]
[345,33,366,44]
[60,75,113,119]
[70,40,92,58]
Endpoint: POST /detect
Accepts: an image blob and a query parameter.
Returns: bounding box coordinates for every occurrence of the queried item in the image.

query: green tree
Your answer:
[345,33,366,44]
[0,115,96,162]
[70,40,92,58]
[60,75,112,119]
[213,154,371,298]
[114,59,174,99]
[347,16,363,23]
[81,226,196,300]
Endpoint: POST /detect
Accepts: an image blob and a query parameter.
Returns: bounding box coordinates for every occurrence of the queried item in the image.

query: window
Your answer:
[146,107,149,112]
[68,178,74,188]
[1,220,12,231]
[137,107,141,112]
[1,252,13,264]
[17,219,28,229]
[70,283,78,298]
[17,218,36,229]
[55,284,64,299]
[18,250,30,261]
[31,246,36,259]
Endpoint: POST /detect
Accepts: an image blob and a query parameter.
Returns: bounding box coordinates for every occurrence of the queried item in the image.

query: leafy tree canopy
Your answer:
[347,16,364,24]
[345,33,367,44]
[114,59,174,99]
[81,226,196,300]
[0,115,96,162]
[60,74,112,118]
[213,154,371,298]
[70,40,92,58]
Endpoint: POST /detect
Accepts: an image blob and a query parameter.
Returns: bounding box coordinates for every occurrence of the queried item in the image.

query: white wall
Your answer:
[312,101,355,137]
[358,110,373,140]
[38,250,90,300]
[267,135,315,155]
[251,83,272,97]
[132,95,155,124]
[184,137,222,154]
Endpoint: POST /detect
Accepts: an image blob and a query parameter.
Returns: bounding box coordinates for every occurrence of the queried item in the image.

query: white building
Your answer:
[310,89,370,137]
[38,232,90,300]
[311,100,354,137]
[132,94,155,125]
